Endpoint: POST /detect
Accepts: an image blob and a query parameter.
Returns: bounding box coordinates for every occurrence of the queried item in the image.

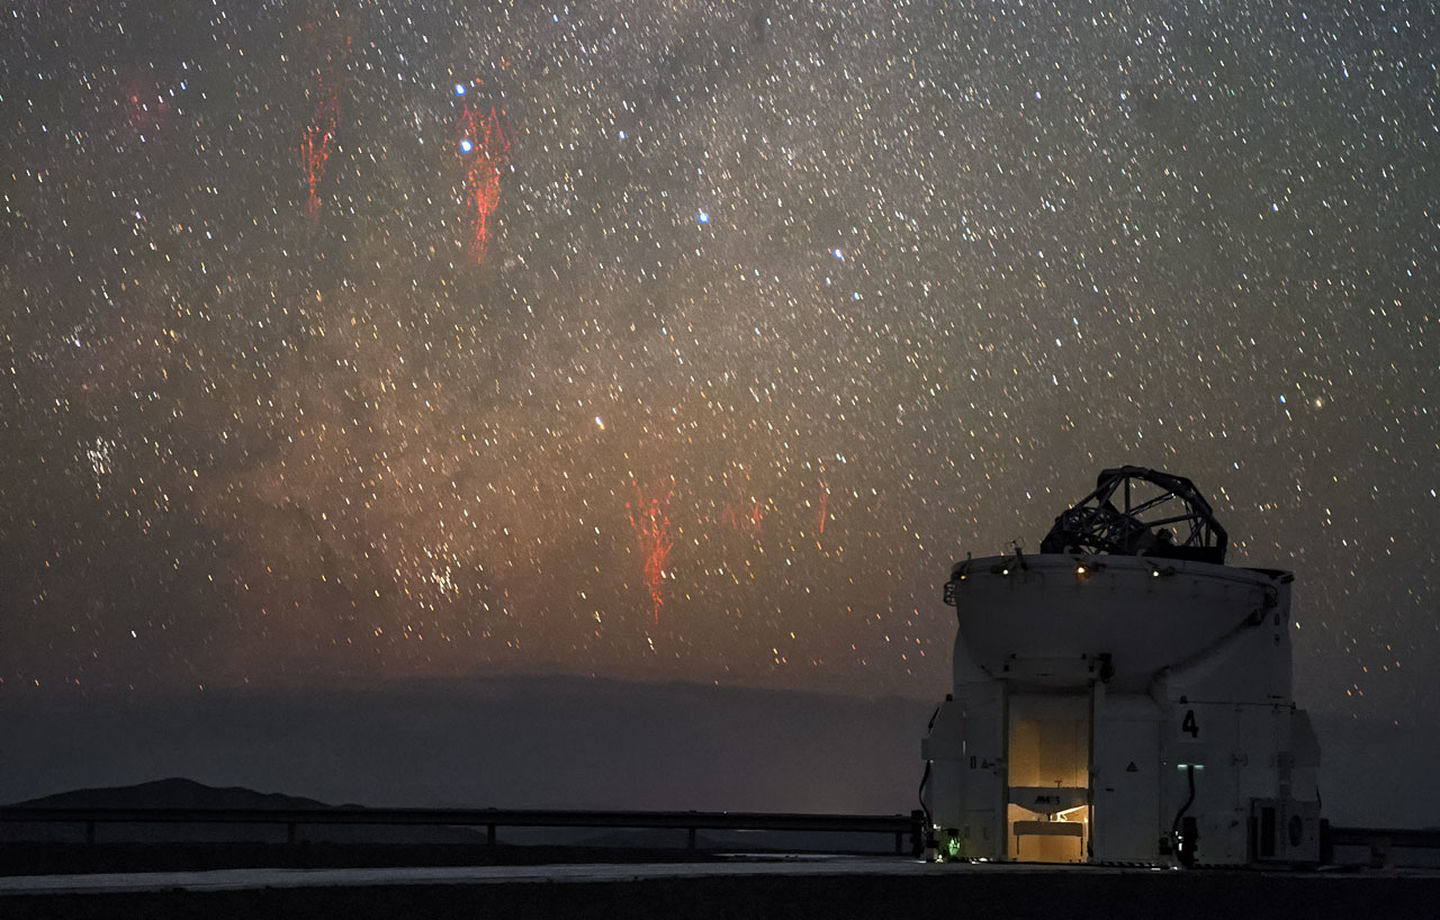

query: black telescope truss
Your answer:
[1040,466,1228,564]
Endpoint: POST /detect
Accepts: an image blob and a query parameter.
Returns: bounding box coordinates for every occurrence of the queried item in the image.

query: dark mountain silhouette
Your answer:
[9,776,336,810]
[2,778,499,852]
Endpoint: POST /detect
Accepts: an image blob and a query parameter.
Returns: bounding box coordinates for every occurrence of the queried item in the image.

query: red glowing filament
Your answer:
[816,468,830,535]
[455,103,510,264]
[722,498,764,535]
[297,28,351,217]
[298,119,336,217]
[627,483,674,625]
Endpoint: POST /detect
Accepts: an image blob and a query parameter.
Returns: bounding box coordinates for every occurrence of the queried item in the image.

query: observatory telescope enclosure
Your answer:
[922,467,1321,867]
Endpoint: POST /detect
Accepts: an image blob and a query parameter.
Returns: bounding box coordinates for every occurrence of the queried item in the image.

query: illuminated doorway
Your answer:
[1007,693,1090,862]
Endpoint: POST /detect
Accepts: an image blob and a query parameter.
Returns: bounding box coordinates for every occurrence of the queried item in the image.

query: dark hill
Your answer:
[9,776,334,810]
[2,779,492,850]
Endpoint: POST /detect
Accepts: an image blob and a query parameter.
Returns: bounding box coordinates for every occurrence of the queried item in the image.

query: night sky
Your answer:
[3,0,1436,722]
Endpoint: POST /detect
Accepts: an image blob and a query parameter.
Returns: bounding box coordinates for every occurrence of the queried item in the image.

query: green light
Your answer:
[945,832,964,859]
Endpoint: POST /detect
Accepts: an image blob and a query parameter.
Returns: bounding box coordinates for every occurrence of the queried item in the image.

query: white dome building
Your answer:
[921,467,1321,866]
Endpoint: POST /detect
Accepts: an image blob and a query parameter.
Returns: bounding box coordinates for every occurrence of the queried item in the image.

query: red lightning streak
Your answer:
[298,119,335,217]
[298,28,350,218]
[816,467,829,535]
[721,498,764,535]
[455,103,510,264]
[627,482,674,625]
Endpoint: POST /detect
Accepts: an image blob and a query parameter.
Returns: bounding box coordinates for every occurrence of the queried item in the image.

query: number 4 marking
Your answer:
[1182,709,1199,738]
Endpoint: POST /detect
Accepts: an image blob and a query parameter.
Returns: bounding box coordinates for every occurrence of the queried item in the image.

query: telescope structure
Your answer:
[921,466,1321,866]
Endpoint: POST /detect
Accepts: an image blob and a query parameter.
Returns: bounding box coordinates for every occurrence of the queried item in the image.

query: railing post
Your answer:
[487,824,496,845]
[287,822,297,845]
[1370,838,1390,869]
[688,826,697,850]
[910,808,927,858]
[86,820,96,845]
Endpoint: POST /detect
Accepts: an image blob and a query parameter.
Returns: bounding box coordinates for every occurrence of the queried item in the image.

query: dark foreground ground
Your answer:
[1,863,1437,920]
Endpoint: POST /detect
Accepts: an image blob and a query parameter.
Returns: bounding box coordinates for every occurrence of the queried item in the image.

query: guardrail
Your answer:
[1325,825,1440,868]
[0,806,924,855]
[5,808,1428,866]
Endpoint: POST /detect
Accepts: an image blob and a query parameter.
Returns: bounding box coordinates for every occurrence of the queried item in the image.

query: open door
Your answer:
[1007,693,1090,862]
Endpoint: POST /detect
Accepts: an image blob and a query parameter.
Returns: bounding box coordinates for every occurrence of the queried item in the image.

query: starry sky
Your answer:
[3,0,1436,721]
